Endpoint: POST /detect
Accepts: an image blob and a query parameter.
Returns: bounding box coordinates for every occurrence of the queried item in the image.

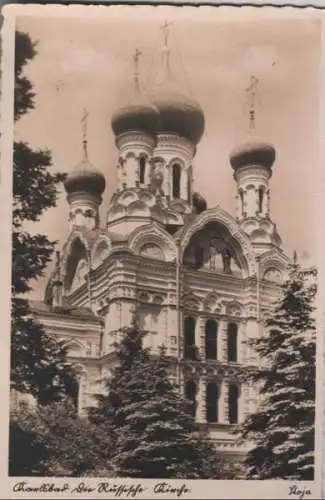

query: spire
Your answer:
[245,75,259,131]
[160,21,173,80]
[81,107,89,160]
[133,48,142,94]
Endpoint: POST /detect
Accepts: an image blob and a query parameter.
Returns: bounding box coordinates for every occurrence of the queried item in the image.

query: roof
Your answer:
[30,300,101,322]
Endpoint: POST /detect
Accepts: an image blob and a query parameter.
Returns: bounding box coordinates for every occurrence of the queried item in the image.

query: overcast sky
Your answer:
[15,6,321,300]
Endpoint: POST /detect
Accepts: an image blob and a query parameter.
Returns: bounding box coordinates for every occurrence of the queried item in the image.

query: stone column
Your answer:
[220,321,228,362]
[219,379,228,424]
[198,318,205,360]
[196,377,206,424]
[180,168,188,200]
[239,321,246,364]
[241,382,250,423]
[217,320,224,361]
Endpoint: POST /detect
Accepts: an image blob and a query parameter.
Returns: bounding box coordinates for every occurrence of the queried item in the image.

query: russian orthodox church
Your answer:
[30,30,290,458]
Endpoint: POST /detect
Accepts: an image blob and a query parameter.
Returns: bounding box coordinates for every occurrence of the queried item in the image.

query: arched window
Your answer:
[172,164,181,199]
[258,187,264,213]
[185,380,197,418]
[228,384,239,424]
[139,157,146,184]
[184,316,196,360]
[227,323,238,362]
[205,319,218,360]
[206,382,219,422]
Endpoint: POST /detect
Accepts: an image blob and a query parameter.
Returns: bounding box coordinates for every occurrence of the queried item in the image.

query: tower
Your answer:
[229,77,281,250]
[111,49,159,191]
[64,109,106,231]
[230,141,275,220]
[148,22,205,210]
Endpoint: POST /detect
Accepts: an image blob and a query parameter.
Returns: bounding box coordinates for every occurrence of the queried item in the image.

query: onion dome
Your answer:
[230,142,276,171]
[64,155,106,198]
[111,96,160,138]
[148,83,205,144]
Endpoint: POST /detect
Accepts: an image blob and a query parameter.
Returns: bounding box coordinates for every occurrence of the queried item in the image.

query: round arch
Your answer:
[61,234,90,293]
[63,338,86,357]
[258,248,290,279]
[179,206,257,277]
[128,223,177,262]
[91,236,112,269]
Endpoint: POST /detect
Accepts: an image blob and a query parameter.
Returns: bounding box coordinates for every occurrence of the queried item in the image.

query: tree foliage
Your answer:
[9,399,113,477]
[11,300,75,405]
[237,264,316,480]
[89,317,224,479]
[11,30,73,401]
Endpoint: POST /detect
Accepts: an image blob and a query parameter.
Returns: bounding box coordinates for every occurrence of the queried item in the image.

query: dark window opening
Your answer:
[172,164,181,199]
[205,319,218,360]
[228,384,239,424]
[184,316,196,360]
[239,190,244,215]
[206,382,219,422]
[185,380,197,418]
[258,187,264,213]
[227,323,238,362]
[139,157,146,184]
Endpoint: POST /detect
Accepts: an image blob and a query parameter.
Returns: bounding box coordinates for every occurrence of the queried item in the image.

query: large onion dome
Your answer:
[64,155,106,198]
[111,95,160,138]
[230,142,276,171]
[148,82,205,144]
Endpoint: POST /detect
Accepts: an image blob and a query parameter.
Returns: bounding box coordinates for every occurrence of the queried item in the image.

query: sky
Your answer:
[14,6,321,300]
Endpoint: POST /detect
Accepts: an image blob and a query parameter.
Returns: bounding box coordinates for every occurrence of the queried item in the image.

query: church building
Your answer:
[30,27,290,458]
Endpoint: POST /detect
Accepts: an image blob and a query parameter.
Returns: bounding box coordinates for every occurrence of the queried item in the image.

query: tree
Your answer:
[237,264,316,480]
[9,398,113,476]
[89,317,224,479]
[11,30,74,402]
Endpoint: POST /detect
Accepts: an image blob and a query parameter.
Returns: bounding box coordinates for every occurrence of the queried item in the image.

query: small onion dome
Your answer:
[148,84,205,145]
[230,142,276,171]
[192,192,207,214]
[111,97,160,138]
[64,158,106,198]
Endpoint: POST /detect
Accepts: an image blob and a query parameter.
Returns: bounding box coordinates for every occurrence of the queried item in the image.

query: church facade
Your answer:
[30,36,290,458]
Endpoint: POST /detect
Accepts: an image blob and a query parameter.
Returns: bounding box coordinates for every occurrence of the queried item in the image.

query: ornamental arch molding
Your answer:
[167,157,186,170]
[63,338,87,357]
[179,206,257,277]
[258,249,290,279]
[91,235,112,269]
[128,223,177,262]
[61,231,91,293]
[203,291,222,313]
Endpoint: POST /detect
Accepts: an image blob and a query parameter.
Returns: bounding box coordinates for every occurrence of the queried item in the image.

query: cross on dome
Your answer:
[245,75,259,131]
[160,21,173,78]
[81,107,89,159]
[111,23,205,144]
[133,48,142,94]
[64,106,106,200]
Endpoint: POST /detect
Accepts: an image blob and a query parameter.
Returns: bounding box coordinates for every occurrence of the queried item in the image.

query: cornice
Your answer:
[155,134,195,160]
[33,314,103,331]
[116,131,156,151]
